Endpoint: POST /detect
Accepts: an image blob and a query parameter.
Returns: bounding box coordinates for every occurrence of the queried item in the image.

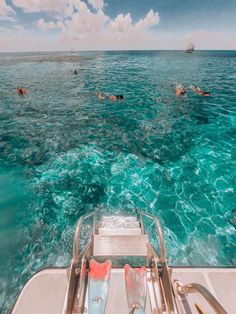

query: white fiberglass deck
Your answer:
[12,267,236,314]
[12,268,68,314]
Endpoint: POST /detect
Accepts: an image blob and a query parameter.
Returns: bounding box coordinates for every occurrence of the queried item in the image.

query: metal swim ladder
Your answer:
[63,209,227,314]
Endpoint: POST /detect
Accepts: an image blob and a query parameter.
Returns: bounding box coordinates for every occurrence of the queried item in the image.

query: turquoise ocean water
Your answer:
[0,50,236,312]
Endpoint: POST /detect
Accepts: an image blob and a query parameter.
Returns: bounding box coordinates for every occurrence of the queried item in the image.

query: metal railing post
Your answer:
[136,209,167,263]
[65,211,95,314]
[176,282,227,314]
[72,211,94,263]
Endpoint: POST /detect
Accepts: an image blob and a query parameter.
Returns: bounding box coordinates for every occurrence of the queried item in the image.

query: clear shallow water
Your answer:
[0,50,236,312]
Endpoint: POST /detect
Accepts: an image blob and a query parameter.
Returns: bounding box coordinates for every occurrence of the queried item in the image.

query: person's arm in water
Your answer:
[190,86,204,95]
[97,92,108,100]
[190,85,198,92]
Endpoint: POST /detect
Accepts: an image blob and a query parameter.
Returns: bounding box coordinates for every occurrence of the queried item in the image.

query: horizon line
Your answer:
[1,49,236,54]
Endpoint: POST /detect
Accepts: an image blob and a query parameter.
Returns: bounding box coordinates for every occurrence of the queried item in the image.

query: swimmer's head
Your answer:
[116,95,124,100]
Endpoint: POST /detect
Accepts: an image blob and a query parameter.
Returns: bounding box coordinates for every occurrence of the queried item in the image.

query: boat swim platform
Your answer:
[12,266,236,314]
[12,210,235,314]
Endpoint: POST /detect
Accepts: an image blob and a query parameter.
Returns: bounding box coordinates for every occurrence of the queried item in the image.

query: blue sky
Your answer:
[0,0,235,51]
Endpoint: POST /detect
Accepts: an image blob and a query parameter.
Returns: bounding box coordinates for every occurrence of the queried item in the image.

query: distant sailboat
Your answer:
[185,42,194,53]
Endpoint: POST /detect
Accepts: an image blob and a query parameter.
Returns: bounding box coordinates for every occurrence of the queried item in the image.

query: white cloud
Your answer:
[35,2,160,49]
[73,0,87,12]
[12,0,66,13]
[88,0,104,10]
[109,13,132,32]
[60,9,109,44]
[0,0,16,21]
[37,18,64,31]
[108,10,159,34]
[135,9,159,31]
[63,4,74,18]
[1,0,164,51]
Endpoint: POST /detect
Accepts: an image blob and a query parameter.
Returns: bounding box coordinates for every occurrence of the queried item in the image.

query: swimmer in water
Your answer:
[17,86,26,95]
[190,85,211,96]
[176,85,186,96]
[109,94,124,101]
[97,92,124,101]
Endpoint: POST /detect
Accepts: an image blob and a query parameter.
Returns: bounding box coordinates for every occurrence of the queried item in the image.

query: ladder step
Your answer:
[100,221,140,229]
[93,235,148,257]
[100,216,138,228]
[101,216,137,222]
[98,228,142,236]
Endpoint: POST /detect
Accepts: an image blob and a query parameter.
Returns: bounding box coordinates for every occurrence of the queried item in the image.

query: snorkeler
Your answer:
[190,85,210,96]
[176,85,186,96]
[17,86,26,95]
[97,92,124,101]
[109,94,124,101]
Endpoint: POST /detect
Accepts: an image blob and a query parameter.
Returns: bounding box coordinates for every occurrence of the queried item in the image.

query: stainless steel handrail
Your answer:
[145,221,174,312]
[176,282,227,314]
[93,208,99,235]
[137,209,167,263]
[65,211,95,314]
[72,211,95,264]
